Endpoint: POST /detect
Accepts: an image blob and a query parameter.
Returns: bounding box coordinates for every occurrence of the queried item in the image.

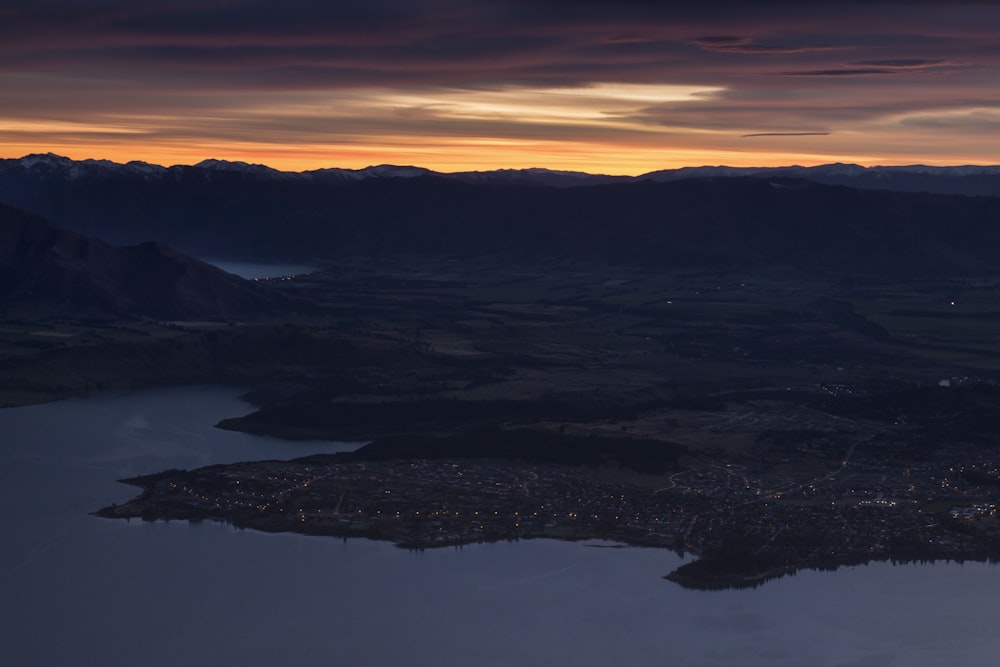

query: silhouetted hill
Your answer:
[0,204,303,320]
[3,155,1000,275]
[641,163,1000,197]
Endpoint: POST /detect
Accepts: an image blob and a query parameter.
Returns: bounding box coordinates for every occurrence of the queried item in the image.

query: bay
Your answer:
[1,386,998,666]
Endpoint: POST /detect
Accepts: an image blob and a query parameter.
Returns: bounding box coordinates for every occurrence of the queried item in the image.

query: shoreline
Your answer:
[95,453,1000,590]
[96,499,1000,591]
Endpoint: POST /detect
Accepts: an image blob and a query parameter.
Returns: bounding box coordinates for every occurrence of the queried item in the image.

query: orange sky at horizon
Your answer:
[0,141,911,174]
[4,116,996,174]
[3,2,1000,174]
[4,134,994,175]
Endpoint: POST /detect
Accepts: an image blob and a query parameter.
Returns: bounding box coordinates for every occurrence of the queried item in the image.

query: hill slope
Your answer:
[0,204,302,320]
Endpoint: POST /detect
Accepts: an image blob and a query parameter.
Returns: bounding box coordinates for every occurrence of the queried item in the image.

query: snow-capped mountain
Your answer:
[3,153,1000,276]
[194,159,279,175]
[7,153,1000,195]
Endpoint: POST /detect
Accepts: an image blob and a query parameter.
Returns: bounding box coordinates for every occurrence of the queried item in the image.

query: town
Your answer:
[99,421,1000,589]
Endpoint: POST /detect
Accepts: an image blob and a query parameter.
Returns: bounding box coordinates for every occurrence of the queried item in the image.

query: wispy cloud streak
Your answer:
[0,1,999,171]
[742,132,831,137]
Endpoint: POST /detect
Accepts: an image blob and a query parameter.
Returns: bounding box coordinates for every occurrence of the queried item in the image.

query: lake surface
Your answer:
[2,386,999,666]
[199,258,318,280]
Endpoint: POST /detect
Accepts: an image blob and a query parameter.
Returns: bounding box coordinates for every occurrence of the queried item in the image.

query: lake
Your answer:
[2,386,999,666]
[199,259,318,280]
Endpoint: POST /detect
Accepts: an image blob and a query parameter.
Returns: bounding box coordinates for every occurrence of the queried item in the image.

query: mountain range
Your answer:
[3,154,1000,276]
[7,153,1000,193]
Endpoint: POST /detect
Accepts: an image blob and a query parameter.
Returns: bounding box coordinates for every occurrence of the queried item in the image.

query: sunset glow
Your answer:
[2,1,1000,173]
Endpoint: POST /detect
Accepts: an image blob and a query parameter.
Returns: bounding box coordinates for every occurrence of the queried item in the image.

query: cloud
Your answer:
[774,68,896,76]
[742,132,831,137]
[2,1,1000,170]
[774,58,961,76]
[900,109,1000,131]
[851,58,951,68]
[693,36,746,46]
[693,36,836,55]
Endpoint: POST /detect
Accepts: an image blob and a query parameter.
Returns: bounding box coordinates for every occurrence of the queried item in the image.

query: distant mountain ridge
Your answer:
[7,152,1000,193]
[3,154,1000,275]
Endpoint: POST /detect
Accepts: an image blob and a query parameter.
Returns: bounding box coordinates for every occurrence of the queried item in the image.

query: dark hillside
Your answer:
[0,204,305,320]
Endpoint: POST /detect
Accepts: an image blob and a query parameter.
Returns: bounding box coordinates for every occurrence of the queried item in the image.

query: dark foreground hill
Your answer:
[0,204,304,320]
[2,155,1000,276]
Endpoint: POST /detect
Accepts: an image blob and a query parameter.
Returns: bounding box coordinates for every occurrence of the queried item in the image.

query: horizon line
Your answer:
[6,152,1000,177]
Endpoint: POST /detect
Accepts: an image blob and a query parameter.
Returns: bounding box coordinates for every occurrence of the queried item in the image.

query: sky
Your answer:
[3,0,1000,174]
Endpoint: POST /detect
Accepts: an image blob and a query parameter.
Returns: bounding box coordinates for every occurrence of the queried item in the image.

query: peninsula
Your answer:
[98,383,1000,589]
